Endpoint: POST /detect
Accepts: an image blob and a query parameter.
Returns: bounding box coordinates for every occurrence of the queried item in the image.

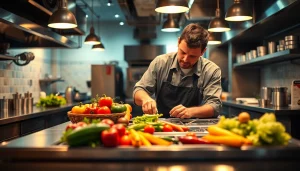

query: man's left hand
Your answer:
[169,104,193,119]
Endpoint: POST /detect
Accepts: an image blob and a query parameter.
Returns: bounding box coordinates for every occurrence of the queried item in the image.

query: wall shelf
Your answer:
[0,54,15,60]
[218,0,300,48]
[39,78,65,84]
[233,49,300,68]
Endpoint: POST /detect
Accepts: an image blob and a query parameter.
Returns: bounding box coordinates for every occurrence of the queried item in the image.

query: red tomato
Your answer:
[144,125,155,134]
[65,123,77,131]
[101,119,114,127]
[185,132,197,137]
[84,106,97,114]
[98,95,113,108]
[101,128,120,147]
[112,124,126,137]
[163,124,173,132]
[96,106,111,114]
[76,122,87,127]
[119,135,132,146]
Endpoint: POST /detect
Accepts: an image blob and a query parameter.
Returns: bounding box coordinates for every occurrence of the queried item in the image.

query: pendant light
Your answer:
[161,14,180,32]
[48,0,77,29]
[207,32,221,45]
[92,17,105,51]
[84,0,101,45]
[225,0,252,21]
[155,0,189,14]
[208,0,230,32]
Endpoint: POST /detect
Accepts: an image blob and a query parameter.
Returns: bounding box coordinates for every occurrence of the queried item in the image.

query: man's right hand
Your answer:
[142,99,157,114]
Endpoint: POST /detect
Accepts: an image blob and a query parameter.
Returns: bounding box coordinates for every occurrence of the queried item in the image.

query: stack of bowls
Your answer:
[277,40,285,51]
[257,46,267,57]
[285,35,298,50]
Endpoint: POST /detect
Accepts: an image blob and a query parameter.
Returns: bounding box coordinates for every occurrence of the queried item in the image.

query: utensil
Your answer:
[268,41,276,54]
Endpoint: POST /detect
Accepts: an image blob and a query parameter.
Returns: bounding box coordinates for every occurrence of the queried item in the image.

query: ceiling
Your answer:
[76,0,126,22]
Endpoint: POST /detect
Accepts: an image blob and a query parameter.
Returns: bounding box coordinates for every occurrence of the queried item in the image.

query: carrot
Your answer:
[137,131,152,146]
[159,121,184,132]
[208,126,243,137]
[129,129,142,147]
[202,134,245,147]
[139,132,172,146]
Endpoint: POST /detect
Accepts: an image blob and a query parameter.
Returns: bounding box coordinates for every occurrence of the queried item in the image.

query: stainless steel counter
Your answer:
[223,100,300,115]
[1,120,300,171]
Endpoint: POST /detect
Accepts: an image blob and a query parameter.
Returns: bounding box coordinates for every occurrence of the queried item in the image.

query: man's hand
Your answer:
[170,104,193,119]
[142,99,157,114]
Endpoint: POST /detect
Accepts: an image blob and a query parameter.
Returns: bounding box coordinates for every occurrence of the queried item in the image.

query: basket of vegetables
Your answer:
[67,95,132,124]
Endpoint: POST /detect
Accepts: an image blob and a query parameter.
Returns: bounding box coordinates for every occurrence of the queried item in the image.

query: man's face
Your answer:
[177,39,206,69]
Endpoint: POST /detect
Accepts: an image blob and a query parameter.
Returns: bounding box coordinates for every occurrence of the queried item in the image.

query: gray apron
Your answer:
[156,58,204,118]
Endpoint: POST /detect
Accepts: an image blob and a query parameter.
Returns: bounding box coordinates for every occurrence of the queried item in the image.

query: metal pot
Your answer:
[272,87,288,107]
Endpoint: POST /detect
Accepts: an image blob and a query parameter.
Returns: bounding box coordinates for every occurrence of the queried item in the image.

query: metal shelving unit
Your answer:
[233,49,300,68]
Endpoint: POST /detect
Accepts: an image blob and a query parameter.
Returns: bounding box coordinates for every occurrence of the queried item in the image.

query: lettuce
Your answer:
[133,114,163,124]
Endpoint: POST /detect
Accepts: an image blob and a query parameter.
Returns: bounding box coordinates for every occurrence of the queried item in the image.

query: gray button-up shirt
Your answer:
[133,52,222,117]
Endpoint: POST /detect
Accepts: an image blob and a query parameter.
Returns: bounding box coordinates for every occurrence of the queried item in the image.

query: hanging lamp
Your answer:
[48,0,77,29]
[92,17,105,51]
[155,0,189,14]
[207,32,221,45]
[161,14,180,32]
[84,0,101,45]
[208,0,230,32]
[225,0,252,21]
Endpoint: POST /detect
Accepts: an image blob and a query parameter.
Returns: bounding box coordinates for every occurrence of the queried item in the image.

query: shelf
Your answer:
[218,0,300,48]
[0,54,15,60]
[233,49,300,68]
[39,78,65,84]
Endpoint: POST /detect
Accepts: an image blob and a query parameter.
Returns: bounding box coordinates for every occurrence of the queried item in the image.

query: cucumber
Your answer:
[66,123,110,147]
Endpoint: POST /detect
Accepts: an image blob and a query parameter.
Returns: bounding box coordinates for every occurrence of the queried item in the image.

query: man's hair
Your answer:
[179,23,209,51]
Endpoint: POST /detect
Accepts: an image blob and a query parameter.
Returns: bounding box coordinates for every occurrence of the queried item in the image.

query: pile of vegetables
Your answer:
[36,94,66,107]
[207,112,291,146]
[60,118,172,147]
[70,94,132,122]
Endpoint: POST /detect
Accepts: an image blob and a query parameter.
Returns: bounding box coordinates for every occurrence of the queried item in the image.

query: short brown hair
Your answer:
[179,23,209,51]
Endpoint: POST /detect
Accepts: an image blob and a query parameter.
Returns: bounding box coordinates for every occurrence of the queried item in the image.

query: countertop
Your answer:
[0,101,89,125]
[222,100,300,115]
[1,120,300,171]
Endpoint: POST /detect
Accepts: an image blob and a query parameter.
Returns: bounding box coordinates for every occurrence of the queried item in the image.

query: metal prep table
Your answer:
[1,118,300,171]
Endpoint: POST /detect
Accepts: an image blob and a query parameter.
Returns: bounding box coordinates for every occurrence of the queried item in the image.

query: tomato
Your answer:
[124,104,132,112]
[111,103,127,113]
[84,105,97,114]
[144,125,155,134]
[185,132,197,137]
[98,94,113,108]
[112,124,126,137]
[101,128,120,147]
[119,135,132,146]
[71,104,86,114]
[163,124,173,132]
[76,122,87,127]
[101,119,114,127]
[65,123,78,131]
[96,106,111,114]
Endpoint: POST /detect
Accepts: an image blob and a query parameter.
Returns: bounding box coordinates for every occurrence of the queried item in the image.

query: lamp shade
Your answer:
[161,14,180,32]
[84,27,101,45]
[225,0,252,21]
[48,0,77,29]
[92,43,105,51]
[155,0,189,13]
[208,32,221,45]
[208,5,230,32]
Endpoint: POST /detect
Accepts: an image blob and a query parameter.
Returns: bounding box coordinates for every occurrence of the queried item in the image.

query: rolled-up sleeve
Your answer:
[201,68,222,117]
[133,59,158,102]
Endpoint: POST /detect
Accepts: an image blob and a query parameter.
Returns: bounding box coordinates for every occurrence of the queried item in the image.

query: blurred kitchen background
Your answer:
[0,0,300,113]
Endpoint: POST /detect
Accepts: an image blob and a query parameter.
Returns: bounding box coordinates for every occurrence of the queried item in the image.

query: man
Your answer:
[133,23,222,118]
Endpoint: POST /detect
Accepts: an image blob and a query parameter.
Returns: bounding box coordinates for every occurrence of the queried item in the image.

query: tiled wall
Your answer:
[261,60,300,95]
[0,49,52,103]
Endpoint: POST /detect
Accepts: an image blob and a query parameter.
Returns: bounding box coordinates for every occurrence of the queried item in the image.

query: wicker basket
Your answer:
[67,111,126,123]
